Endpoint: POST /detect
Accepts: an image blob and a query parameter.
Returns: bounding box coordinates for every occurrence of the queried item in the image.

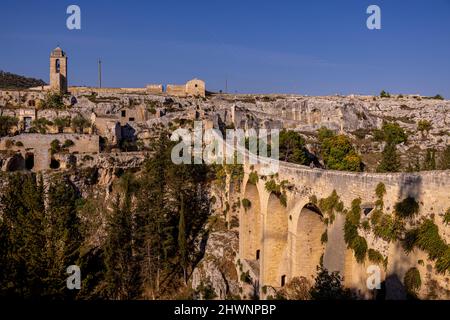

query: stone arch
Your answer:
[262,194,288,287]
[241,183,261,261]
[293,203,326,282]
[5,154,25,172]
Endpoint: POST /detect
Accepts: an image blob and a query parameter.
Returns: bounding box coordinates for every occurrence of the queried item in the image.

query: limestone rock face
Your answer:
[191,230,240,299]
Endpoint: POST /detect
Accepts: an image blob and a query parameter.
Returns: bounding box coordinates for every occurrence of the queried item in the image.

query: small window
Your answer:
[256,250,260,260]
[121,110,126,117]
[25,153,34,170]
[55,59,60,73]
[129,117,135,122]
[281,275,286,287]
[23,117,32,132]
[195,84,198,88]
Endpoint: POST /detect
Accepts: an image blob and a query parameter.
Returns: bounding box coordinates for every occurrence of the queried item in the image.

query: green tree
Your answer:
[133,133,176,298]
[318,130,363,171]
[41,92,65,109]
[50,139,61,154]
[45,176,82,298]
[279,129,309,165]
[317,126,335,141]
[31,118,53,134]
[71,115,91,133]
[0,174,47,298]
[309,266,354,300]
[377,122,407,145]
[104,173,138,300]
[178,194,188,285]
[377,142,401,172]
[0,116,18,137]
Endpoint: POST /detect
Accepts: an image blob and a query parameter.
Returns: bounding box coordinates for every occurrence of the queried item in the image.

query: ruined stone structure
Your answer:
[167,78,206,98]
[49,47,68,93]
[235,153,450,298]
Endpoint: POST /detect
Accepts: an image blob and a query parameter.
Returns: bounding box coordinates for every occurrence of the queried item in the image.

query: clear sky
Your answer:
[1,0,449,96]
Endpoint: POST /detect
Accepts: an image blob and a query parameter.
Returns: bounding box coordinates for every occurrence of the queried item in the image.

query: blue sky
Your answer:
[1,0,449,96]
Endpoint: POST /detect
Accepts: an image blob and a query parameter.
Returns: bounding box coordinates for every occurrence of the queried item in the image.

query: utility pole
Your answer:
[98,59,102,88]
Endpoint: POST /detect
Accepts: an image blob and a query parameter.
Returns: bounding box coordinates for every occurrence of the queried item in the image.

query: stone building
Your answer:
[146,84,164,94]
[49,47,68,93]
[186,79,206,97]
[166,78,206,98]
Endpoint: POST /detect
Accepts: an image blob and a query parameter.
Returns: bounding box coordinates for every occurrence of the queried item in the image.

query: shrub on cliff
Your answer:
[40,92,65,109]
[50,139,61,154]
[31,118,53,134]
[279,129,309,165]
[0,115,18,137]
[53,116,71,133]
[241,198,251,210]
[377,142,401,172]
[317,127,363,172]
[417,120,432,135]
[394,197,419,219]
[380,90,391,98]
[375,122,408,145]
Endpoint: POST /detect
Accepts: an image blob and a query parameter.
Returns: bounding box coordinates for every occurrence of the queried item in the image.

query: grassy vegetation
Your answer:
[242,198,251,210]
[248,171,259,185]
[318,190,344,224]
[265,179,287,207]
[0,116,18,137]
[394,197,419,219]
[404,267,421,297]
[368,249,387,269]
[404,219,450,274]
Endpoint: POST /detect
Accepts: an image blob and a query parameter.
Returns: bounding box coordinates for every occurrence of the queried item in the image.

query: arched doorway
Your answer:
[293,203,326,281]
[262,194,288,287]
[241,184,261,261]
[25,153,34,170]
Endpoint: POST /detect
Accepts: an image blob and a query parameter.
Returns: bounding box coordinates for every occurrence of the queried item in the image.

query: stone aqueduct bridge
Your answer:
[235,157,450,297]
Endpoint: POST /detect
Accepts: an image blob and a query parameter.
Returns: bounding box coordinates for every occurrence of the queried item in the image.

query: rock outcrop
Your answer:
[191,230,240,300]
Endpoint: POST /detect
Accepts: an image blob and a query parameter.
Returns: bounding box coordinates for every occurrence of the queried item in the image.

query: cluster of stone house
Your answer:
[0,47,207,172]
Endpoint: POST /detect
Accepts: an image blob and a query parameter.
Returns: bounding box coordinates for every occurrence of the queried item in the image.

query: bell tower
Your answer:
[49,47,68,93]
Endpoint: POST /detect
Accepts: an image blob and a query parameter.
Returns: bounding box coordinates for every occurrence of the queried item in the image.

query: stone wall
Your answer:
[146,84,163,93]
[166,84,186,97]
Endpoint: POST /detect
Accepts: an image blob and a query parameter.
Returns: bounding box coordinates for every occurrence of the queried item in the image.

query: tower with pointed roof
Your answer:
[49,47,68,93]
